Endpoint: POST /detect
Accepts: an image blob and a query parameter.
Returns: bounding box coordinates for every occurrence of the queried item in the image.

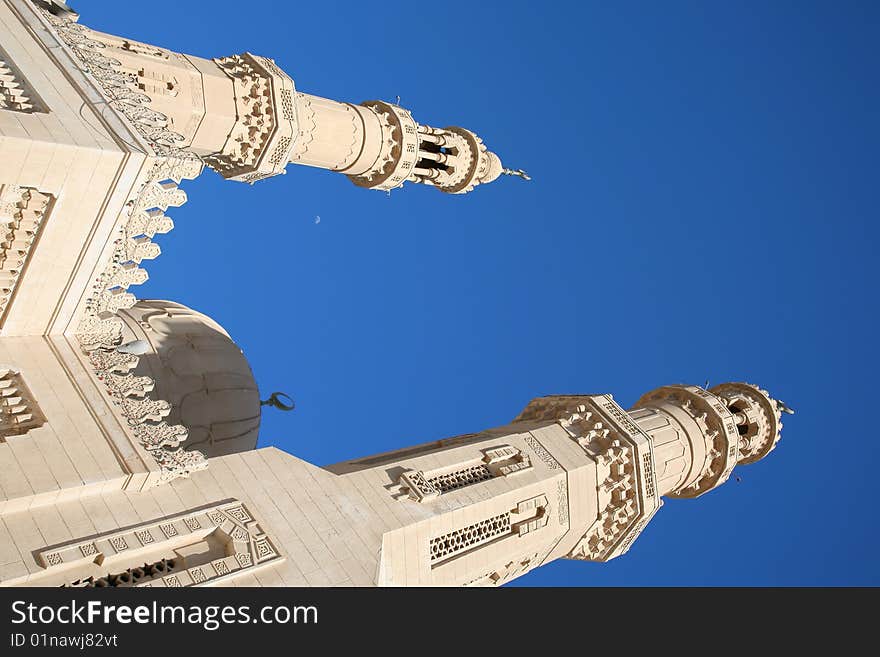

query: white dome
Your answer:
[116,300,260,459]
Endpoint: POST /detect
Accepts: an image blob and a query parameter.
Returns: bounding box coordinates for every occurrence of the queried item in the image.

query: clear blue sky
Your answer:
[87,1,879,585]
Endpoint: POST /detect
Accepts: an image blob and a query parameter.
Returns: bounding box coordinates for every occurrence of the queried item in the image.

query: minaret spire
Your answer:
[38,5,513,194]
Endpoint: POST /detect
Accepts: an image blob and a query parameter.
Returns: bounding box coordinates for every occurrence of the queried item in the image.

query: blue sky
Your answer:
[87,1,879,585]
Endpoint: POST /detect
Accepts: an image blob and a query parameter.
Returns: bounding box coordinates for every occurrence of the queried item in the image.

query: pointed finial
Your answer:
[260,392,295,411]
[777,399,795,415]
[502,168,531,181]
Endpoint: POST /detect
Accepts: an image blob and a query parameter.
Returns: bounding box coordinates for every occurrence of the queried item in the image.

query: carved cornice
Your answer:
[206,53,298,183]
[515,394,661,561]
[633,385,739,498]
[347,101,418,191]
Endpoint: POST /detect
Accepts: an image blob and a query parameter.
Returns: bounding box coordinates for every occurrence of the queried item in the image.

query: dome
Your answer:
[479,151,503,185]
[116,300,260,459]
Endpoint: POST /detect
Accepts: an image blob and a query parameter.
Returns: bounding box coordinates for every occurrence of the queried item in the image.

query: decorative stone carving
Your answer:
[394,445,532,502]
[633,385,739,498]
[517,394,661,562]
[347,100,417,191]
[429,465,493,492]
[34,500,282,587]
[40,9,202,160]
[206,53,298,183]
[429,494,550,565]
[709,382,783,464]
[397,469,440,502]
[0,45,46,112]
[0,186,53,326]
[46,10,211,483]
[0,368,46,440]
[522,434,560,470]
[556,479,569,526]
[430,512,512,563]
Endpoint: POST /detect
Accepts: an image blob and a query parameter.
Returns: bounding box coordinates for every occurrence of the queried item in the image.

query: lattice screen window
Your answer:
[67,557,181,588]
[0,46,47,113]
[429,494,550,567]
[0,368,46,440]
[430,513,512,563]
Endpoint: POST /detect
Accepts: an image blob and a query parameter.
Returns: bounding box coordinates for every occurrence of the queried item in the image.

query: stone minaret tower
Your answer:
[0,1,790,587]
[31,2,511,193]
[0,0,523,481]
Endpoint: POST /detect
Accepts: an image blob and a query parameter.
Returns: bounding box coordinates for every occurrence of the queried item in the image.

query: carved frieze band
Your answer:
[516,394,661,562]
[34,500,282,588]
[73,163,206,483]
[38,8,207,483]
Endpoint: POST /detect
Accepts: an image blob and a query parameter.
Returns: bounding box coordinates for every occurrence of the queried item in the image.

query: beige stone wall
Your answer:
[0,335,130,517]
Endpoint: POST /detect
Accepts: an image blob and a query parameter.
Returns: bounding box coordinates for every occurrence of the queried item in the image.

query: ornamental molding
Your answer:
[429,493,550,567]
[0,44,46,112]
[633,385,739,498]
[29,500,282,588]
[70,159,206,484]
[39,6,209,483]
[206,53,298,183]
[0,367,46,440]
[515,394,661,561]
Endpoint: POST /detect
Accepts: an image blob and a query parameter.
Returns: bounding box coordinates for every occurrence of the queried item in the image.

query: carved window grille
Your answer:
[269,137,292,166]
[0,47,47,113]
[429,494,550,566]
[430,513,511,563]
[0,369,46,440]
[396,445,533,502]
[427,465,493,493]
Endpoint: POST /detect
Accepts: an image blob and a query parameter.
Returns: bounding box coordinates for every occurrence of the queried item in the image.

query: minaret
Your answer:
[38,2,514,193]
[317,381,790,584]
[0,377,790,587]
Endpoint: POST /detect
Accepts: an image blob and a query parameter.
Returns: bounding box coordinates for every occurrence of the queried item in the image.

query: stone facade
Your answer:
[0,1,790,587]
